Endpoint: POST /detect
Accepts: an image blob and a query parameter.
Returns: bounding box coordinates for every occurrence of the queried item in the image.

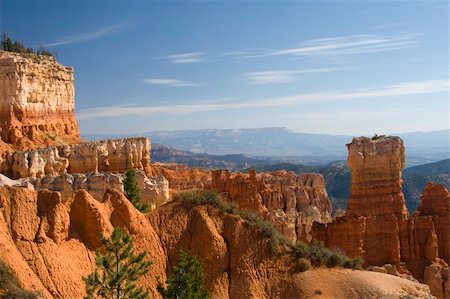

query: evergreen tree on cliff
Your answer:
[123,168,149,213]
[83,227,152,299]
[157,251,210,299]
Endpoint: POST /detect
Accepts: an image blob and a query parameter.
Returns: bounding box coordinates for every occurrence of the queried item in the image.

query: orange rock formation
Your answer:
[0,51,80,150]
[0,185,435,298]
[1,138,152,179]
[312,136,449,298]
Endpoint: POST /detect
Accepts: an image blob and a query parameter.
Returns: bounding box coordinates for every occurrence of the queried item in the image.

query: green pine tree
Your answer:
[83,227,152,299]
[157,251,210,299]
[123,169,149,213]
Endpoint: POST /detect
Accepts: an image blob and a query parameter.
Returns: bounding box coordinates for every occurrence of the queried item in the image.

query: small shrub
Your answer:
[308,241,332,267]
[0,260,39,298]
[314,289,323,295]
[295,258,312,272]
[292,242,309,259]
[1,32,57,58]
[326,252,344,268]
[343,257,363,270]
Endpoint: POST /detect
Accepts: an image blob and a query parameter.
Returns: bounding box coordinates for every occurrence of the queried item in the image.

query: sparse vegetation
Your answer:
[1,32,57,58]
[0,260,39,299]
[314,289,323,295]
[173,190,284,251]
[173,190,363,270]
[295,258,312,272]
[371,134,386,140]
[83,227,152,299]
[291,241,363,270]
[157,251,210,299]
[124,169,150,213]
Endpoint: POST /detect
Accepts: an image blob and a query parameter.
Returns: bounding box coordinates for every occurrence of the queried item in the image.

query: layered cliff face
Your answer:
[0,51,80,150]
[30,171,169,210]
[210,169,332,242]
[0,138,151,179]
[0,186,434,299]
[311,136,449,298]
[346,136,408,219]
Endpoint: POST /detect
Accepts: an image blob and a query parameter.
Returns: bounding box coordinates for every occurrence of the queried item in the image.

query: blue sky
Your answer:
[1,0,449,135]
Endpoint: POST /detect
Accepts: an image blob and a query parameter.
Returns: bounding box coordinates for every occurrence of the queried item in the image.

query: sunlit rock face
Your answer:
[30,170,169,210]
[0,138,152,179]
[346,136,408,219]
[311,136,449,298]
[0,51,80,150]
[210,169,332,242]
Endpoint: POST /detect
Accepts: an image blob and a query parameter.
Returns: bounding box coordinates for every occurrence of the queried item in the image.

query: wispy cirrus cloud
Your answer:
[78,79,449,120]
[263,34,420,57]
[143,78,199,87]
[43,21,132,47]
[242,68,336,84]
[157,33,421,63]
[160,52,206,64]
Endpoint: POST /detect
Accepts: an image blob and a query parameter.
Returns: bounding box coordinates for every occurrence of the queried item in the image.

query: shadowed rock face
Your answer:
[312,136,449,298]
[0,51,80,150]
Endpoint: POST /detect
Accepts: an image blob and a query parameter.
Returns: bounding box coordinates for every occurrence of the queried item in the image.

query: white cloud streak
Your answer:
[264,34,420,57]
[43,22,131,47]
[160,52,206,64]
[158,33,421,63]
[77,79,449,120]
[242,68,336,84]
[143,78,198,87]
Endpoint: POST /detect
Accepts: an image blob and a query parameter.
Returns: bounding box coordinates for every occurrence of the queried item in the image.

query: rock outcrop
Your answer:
[210,169,332,242]
[30,171,169,210]
[346,136,408,218]
[1,138,152,179]
[0,186,166,298]
[311,136,449,298]
[0,185,434,299]
[0,51,80,150]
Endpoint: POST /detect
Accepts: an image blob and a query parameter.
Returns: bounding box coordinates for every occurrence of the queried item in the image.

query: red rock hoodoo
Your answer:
[312,136,449,298]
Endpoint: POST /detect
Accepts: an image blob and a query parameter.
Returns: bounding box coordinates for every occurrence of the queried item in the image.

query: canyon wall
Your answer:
[0,185,433,299]
[210,169,332,242]
[311,136,449,298]
[0,51,80,150]
[0,138,151,179]
[30,171,169,210]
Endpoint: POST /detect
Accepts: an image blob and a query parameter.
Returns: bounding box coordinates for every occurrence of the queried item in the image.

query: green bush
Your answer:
[0,260,39,298]
[295,258,312,272]
[1,32,56,58]
[343,257,363,270]
[157,251,210,299]
[124,169,149,213]
[326,252,345,268]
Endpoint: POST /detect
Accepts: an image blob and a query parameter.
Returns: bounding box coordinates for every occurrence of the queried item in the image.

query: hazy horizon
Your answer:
[2,1,449,135]
[82,126,450,138]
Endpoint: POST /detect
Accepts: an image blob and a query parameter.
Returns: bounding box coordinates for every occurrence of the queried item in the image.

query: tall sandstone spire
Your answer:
[346,136,408,219]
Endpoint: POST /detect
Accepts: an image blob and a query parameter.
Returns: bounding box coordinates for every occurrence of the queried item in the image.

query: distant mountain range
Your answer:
[84,127,449,167]
[150,143,448,213]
